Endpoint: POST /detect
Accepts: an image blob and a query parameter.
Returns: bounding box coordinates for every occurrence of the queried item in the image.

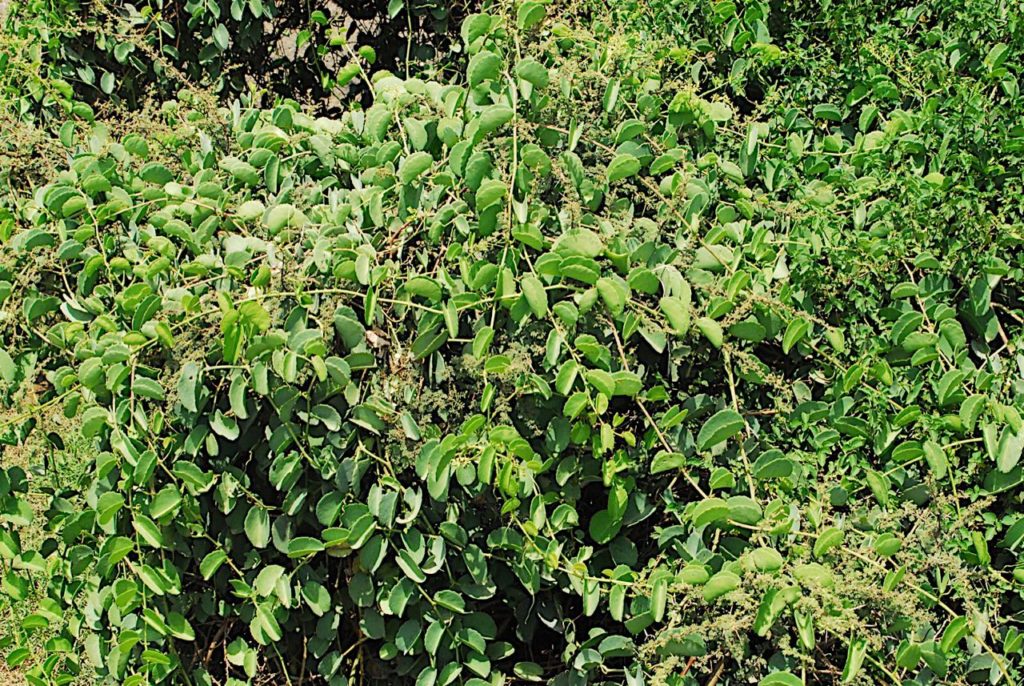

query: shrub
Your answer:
[0,0,469,118]
[2,1,1024,685]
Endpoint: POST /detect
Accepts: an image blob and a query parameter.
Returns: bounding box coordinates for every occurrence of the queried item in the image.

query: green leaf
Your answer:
[475,105,514,138]
[472,326,494,358]
[922,441,948,479]
[921,641,948,676]
[782,317,810,354]
[200,550,228,579]
[813,527,844,559]
[564,392,588,418]
[691,497,729,527]
[411,327,449,360]
[753,450,794,480]
[651,450,684,479]
[702,571,740,601]
[239,301,271,331]
[311,404,342,431]
[588,510,620,544]
[695,317,723,348]
[302,581,332,616]
[596,276,629,315]
[434,589,466,613]
[398,151,434,185]
[475,179,507,210]
[252,602,282,644]
[753,588,788,636]
[513,662,544,681]
[177,362,202,413]
[149,485,182,520]
[554,229,604,257]
[841,637,867,683]
[397,550,427,583]
[649,571,669,622]
[0,531,20,559]
[697,409,744,451]
[254,565,285,597]
[727,495,762,525]
[521,274,548,317]
[515,58,549,88]
[873,533,901,557]
[940,616,971,653]
[997,428,1024,473]
[288,537,325,558]
[167,612,195,641]
[265,203,297,234]
[467,50,502,87]
[612,370,642,397]
[555,360,579,395]
[517,1,546,30]
[813,103,842,121]
[212,23,230,51]
[984,43,1010,72]
[660,296,690,335]
[959,394,987,431]
[133,514,164,548]
[0,349,20,382]
[585,369,616,397]
[140,162,173,184]
[210,411,239,440]
[229,374,249,419]
[406,276,443,302]
[245,507,271,549]
[865,470,890,508]
[606,154,641,183]
[760,672,803,686]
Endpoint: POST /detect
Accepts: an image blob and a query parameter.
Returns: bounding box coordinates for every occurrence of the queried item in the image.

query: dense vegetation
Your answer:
[2,0,1024,684]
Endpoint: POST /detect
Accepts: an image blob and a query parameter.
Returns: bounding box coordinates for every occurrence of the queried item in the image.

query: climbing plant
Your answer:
[2,1,1024,685]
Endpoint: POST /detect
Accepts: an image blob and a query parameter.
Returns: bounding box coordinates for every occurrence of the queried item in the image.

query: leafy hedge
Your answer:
[2,1,1024,685]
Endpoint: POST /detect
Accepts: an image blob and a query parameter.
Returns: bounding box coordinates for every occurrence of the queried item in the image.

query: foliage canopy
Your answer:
[2,1,1024,685]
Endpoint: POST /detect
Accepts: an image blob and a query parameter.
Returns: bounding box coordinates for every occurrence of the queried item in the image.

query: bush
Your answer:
[2,1,1024,685]
[1,0,468,118]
